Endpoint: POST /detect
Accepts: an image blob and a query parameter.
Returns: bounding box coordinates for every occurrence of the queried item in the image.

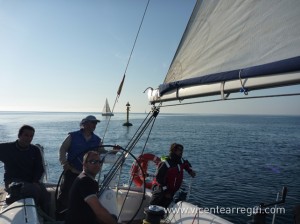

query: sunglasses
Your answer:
[88,159,102,165]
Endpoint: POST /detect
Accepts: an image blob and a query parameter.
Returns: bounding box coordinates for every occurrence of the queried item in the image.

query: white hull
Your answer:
[0,198,39,224]
[0,184,57,224]
[167,201,233,224]
[0,185,232,224]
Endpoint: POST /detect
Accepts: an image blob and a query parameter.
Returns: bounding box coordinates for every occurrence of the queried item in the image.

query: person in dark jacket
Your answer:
[0,125,50,214]
[150,143,196,208]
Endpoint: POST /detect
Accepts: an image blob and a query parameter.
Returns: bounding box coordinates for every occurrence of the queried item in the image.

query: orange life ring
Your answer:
[131,153,161,189]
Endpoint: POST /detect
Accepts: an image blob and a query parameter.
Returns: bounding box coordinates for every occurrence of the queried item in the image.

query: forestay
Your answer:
[148,0,300,103]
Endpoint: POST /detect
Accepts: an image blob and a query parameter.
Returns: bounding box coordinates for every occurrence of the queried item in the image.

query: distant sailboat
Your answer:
[102,98,114,116]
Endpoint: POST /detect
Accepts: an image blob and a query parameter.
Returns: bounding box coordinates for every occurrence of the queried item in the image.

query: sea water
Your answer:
[0,111,299,223]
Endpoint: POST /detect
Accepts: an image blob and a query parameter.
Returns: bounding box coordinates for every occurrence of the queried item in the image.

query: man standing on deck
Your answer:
[56,115,103,218]
[150,143,196,208]
[56,115,118,219]
[0,125,50,215]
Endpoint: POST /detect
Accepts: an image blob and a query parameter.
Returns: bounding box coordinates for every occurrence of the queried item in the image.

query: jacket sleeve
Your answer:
[183,160,193,173]
[33,146,45,183]
[0,143,5,162]
[0,143,10,162]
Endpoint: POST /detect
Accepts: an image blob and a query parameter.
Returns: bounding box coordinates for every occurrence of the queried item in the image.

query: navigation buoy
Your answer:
[123,102,132,126]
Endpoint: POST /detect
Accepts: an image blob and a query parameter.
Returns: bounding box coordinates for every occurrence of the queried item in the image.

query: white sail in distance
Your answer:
[102,98,114,116]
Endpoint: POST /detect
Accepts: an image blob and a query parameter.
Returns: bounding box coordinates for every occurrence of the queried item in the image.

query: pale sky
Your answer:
[1,0,300,115]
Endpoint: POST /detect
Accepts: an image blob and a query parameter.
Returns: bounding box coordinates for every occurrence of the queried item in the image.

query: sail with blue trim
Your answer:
[148,0,300,103]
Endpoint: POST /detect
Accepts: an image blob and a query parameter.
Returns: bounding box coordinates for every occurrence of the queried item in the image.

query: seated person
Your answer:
[65,151,117,224]
[0,125,50,214]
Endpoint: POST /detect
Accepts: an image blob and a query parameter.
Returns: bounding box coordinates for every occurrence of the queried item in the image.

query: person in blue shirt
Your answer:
[56,115,105,219]
[0,125,50,214]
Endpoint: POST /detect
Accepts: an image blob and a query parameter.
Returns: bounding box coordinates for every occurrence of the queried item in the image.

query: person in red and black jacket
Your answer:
[150,143,196,208]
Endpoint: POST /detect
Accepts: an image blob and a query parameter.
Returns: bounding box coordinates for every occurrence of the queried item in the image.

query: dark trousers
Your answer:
[56,170,78,219]
[5,180,50,215]
[149,185,174,209]
[295,204,300,224]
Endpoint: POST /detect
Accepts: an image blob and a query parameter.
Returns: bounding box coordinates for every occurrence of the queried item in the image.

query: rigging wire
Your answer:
[102,0,150,142]
[96,146,146,223]
[99,107,159,197]
[158,92,300,108]
[98,107,159,223]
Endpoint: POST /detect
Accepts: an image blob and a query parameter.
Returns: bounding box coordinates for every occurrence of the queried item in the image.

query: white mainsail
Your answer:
[148,0,300,103]
[102,98,114,116]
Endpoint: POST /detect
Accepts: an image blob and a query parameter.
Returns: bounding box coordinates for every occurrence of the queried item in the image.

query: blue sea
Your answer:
[0,111,299,223]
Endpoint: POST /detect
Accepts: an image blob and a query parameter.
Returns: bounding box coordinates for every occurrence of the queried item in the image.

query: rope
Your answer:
[115,109,158,221]
[123,0,150,78]
[158,92,300,108]
[140,115,157,156]
[191,207,200,224]
[102,0,150,143]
